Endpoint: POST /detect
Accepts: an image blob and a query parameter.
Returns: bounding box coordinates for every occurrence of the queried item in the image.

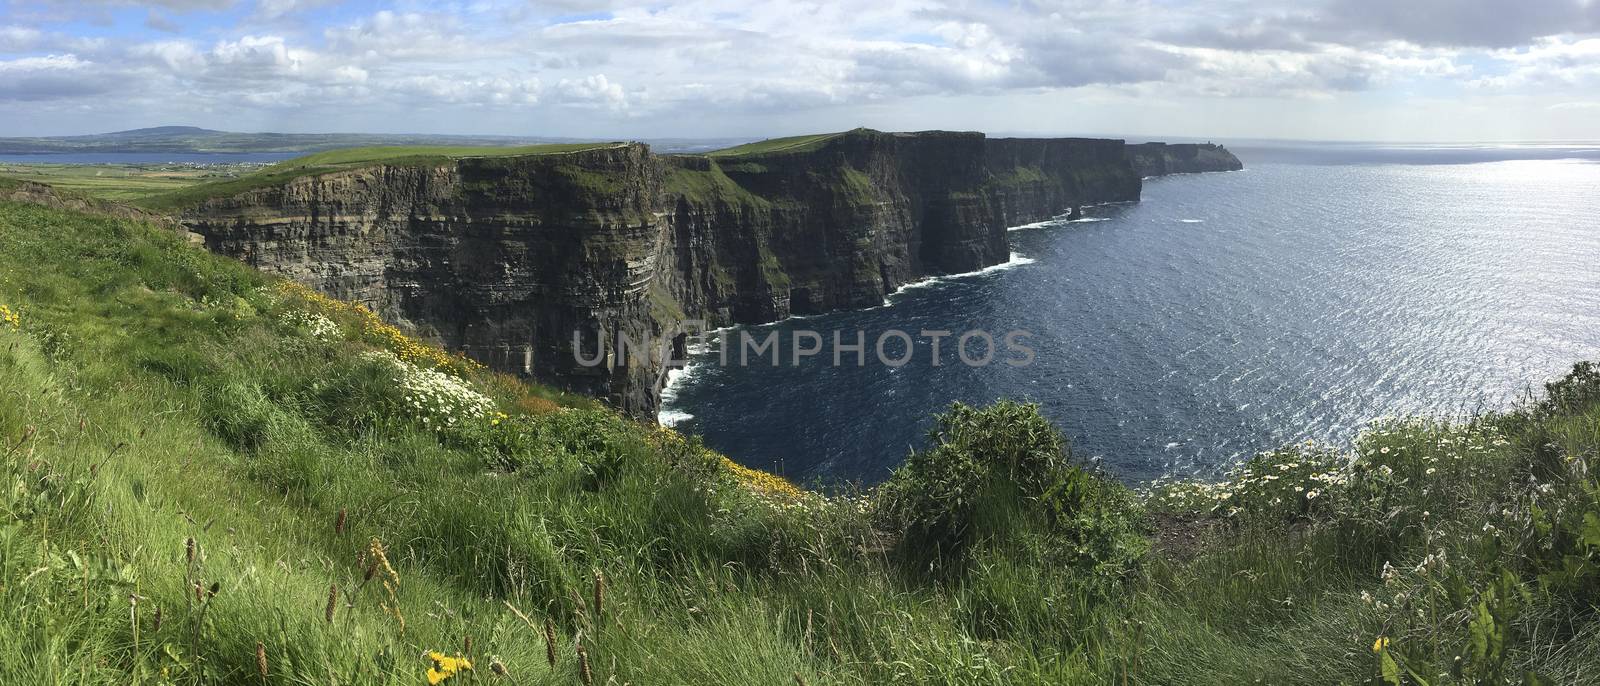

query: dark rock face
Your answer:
[179,129,1209,417]
[1126,142,1243,177]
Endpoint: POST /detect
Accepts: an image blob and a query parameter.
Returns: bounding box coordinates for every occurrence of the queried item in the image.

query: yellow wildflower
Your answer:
[1372,636,1389,653]
[721,455,804,500]
[273,281,485,376]
[425,651,473,685]
[0,303,18,329]
[645,426,804,500]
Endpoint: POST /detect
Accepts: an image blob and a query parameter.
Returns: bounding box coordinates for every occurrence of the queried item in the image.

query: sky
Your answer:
[1,0,1599,141]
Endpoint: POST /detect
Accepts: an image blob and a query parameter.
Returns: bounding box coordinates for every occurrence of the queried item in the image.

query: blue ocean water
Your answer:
[660,151,1600,487]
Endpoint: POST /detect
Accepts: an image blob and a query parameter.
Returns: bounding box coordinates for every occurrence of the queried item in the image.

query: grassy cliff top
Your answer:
[702,128,1000,158]
[705,131,847,157]
[134,141,623,211]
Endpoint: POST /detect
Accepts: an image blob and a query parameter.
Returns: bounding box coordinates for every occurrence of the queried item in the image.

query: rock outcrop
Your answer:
[179,128,1227,416]
[1126,142,1242,177]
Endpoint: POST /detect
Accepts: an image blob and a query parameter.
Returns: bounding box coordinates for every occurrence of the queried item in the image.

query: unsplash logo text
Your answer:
[573,323,1035,369]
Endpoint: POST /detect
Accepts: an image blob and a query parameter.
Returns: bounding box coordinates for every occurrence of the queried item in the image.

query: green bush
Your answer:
[877,401,1145,580]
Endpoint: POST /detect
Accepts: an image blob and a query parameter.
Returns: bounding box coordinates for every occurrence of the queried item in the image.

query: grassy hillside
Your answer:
[133,143,622,211]
[2,192,1599,684]
[0,164,230,202]
[705,132,844,157]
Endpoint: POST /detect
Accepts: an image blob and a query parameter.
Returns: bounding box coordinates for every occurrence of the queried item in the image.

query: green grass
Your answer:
[662,161,773,207]
[134,143,620,211]
[2,189,1599,684]
[271,143,618,168]
[0,163,236,202]
[705,132,846,158]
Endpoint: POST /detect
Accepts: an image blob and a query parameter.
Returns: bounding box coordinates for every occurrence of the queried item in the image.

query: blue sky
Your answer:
[2,0,1598,141]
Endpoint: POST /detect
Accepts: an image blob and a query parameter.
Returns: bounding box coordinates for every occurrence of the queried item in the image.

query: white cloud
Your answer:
[555,74,628,110]
[0,25,45,52]
[1471,37,1600,90]
[1,0,1597,138]
[0,53,130,101]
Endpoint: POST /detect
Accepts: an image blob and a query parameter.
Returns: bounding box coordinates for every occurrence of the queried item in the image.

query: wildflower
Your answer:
[1425,468,1436,475]
[1306,489,1320,500]
[1380,447,1390,455]
[0,303,19,329]
[279,310,340,341]
[1372,636,1389,653]
[425,651,473,685]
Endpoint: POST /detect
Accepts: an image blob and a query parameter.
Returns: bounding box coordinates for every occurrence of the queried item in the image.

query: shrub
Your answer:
[1540,361,1600,417]
[877,400,1145,578]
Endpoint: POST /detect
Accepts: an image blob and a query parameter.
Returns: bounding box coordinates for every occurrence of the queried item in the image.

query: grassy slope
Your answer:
[0,164,222,202]
[704,132,844,158]
[2,194,1599,684]
[133,143,620,211]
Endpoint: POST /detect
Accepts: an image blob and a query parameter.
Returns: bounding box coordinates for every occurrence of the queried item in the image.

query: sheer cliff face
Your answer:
[660,131,1140,325]
[180,130,1145,415]
[1126,142,1243,177]
[185,144,672,409]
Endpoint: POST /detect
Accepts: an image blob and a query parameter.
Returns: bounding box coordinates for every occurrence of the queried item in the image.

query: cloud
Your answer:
[57,0,237,11]
[144,11,181,33]
[0,25,45,53]
[1307,0,1600,48]
[391,74,541,105]
[1,0,1596,137]
[323,11,481,61]
[555,74,627,110]
[253,0,335,20]
[1470,37,1600,90]
[0,54,127,101]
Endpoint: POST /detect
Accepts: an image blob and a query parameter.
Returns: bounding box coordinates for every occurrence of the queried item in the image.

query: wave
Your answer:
[657,408,694,427]
[1007,205,1122,232]
[887,252,1036,300]
[1009,218,1061,231]
[1179,218,1205,223]
[657,363,700,426]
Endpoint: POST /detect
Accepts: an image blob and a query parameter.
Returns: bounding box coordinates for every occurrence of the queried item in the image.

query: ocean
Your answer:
[659,145,1600,487]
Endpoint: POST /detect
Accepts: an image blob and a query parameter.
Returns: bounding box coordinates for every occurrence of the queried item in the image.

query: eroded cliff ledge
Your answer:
[178,129,1237,416]
[1126,142,1244,177]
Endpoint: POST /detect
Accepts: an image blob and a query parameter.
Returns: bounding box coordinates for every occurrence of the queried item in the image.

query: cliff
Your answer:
[660,130,1139,324]
[174,129,1183,416]
[1126,142,1242,177]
